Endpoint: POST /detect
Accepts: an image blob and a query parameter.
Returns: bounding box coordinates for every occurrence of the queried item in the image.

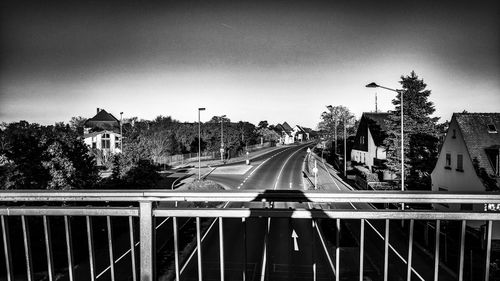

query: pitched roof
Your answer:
[281,122,293,132]
[362,112,390,146]
[86,109,119,123]
[454,113,500,175]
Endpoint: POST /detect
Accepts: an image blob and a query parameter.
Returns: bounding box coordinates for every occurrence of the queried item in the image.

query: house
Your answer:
[83,109,122,163]
[292,125,309,142]
[276,122,295,145]
[84,108,120,133]
[350,112,390,170]
[431,113,500,211]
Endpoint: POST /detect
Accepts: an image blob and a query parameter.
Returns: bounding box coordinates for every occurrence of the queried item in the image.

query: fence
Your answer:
[0,190,499,281]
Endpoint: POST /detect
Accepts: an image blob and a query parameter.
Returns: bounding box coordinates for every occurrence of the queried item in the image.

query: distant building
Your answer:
[84,108,120,133]
[350,112,390,170]
[431,113,500,211]
[276,122,295,144]
[83,108,122,163]
[292,125,309,142]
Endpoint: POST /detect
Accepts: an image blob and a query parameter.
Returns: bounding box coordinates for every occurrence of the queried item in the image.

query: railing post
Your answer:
[140,202,154,281]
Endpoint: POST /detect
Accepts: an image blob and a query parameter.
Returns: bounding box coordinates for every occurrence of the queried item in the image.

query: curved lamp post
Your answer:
[366,82,405,207]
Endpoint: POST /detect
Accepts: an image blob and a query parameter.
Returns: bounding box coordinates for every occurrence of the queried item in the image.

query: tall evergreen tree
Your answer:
[383,71,440,190]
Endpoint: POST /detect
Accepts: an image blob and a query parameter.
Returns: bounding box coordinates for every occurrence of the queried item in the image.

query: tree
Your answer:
[0,121,98,189]
[383,71,440,190]
[69,116,87,131]
[318,105,356,151]
[258,120,269,129]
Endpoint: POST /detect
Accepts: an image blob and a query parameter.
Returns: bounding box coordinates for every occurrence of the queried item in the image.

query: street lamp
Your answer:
[366,82,405,204]
[326,105,338,156]
[119,112,123,153]
[198,108,206,180]
[218,115,227,162]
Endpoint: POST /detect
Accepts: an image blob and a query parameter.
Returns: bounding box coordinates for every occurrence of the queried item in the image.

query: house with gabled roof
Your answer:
[275,122,295,144]
[350,112,390,170]
[431,113,500,211]
[83,109,122,162]
[84,108,120,133]
[292,125,309,142]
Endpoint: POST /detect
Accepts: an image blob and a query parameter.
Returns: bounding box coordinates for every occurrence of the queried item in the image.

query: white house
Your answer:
[292,125,309,142]
[431,113,500,211]
[350,112,389,170]
[83,130,122,154]
[83,109,122,164]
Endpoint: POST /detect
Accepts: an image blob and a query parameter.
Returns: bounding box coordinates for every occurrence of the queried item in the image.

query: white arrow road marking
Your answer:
[292,229,299,251]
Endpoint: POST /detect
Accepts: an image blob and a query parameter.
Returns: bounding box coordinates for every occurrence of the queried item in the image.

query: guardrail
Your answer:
[1,190,499,281]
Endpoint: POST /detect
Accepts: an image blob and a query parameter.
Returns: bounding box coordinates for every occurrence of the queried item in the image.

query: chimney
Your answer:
[97,108,100,114]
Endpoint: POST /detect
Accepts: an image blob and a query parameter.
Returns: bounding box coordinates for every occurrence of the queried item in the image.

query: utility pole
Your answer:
[120,112,123,153]
[198,108,206,180]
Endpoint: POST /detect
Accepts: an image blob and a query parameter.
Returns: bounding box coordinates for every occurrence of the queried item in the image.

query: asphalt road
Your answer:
[177,144,456,281]
[179,143,337,281]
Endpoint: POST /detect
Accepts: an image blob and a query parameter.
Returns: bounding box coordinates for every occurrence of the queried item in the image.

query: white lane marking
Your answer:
[273,147,305,190]
[259,146,306,280]
[291,229,299,251]
[240,148,289,189]
[319,158,425,281]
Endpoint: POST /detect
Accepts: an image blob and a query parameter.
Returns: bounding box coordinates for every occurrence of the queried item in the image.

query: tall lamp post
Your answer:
[326,105,338,155]
[198,108,206,180]
[366,82,405,208]
[119,112,123,152]
[218,115,226,162]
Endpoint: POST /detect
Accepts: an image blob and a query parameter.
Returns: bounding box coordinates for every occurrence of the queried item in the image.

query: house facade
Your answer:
[292,125,309,142]
[431,113,500,211]
[350,112,389,170]
[276,122,295,145]
[83,109,122,163]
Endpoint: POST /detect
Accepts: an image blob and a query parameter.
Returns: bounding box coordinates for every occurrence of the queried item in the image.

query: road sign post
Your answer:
[313,160,318,189]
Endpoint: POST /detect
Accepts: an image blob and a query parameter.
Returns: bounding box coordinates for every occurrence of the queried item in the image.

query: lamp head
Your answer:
[198,108,206,111]
[366,82,379,88]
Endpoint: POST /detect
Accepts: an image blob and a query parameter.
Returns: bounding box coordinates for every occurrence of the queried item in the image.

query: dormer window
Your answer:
[488,124,497,133]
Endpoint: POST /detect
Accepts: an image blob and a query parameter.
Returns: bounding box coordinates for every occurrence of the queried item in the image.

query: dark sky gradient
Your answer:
[1,0,499,127]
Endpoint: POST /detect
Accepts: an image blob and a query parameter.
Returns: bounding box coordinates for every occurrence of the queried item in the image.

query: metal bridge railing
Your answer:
[0,190,499,281]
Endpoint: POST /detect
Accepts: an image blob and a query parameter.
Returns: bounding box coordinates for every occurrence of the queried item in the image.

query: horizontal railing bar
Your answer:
[1,190,500,204]
[0,207,138,217]
[154,208,500,220]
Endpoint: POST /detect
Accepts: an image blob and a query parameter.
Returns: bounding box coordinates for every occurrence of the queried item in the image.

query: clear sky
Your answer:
[1,0,499,128]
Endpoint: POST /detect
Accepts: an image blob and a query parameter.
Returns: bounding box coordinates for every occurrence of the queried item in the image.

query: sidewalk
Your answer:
[304,151,355,192]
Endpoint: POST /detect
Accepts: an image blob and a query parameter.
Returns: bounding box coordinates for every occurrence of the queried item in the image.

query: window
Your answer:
[445,153,451,169]
[457,154,463,171]
[487,124,497,133]
[92,142,97,149]
[360,136,365,144]
[101,133,111,149]
[101,139,110,149]
[485,148,499,176]
[452,129,456,139]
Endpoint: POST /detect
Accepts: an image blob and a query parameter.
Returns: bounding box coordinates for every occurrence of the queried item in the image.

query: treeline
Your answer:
[0,116,265,190]
[121,115,260,162]
[0,121,99,190]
